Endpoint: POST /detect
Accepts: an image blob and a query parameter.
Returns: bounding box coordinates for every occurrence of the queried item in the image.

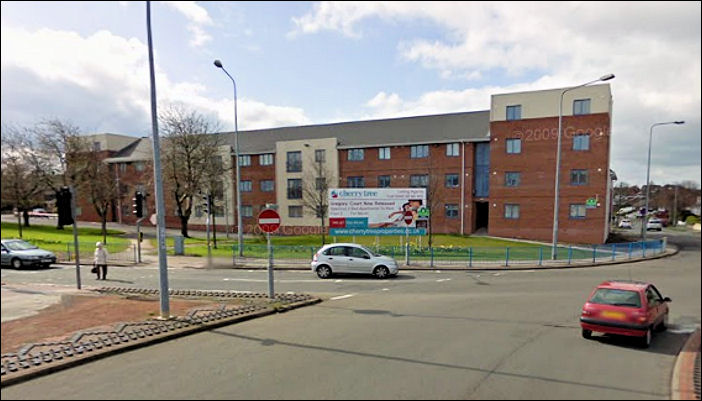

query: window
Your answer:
[324,246,347,256]
[347,176,365,188]
[134,162,145,172]
[378,147,391,160]
[239,180,252,192]
[286,151,302,172]
[120,163,127,173]
[378,175,391,188]
[505,172,521,187]
[410,174,428,188]
[348,247,369,259]
[259,154,274,166]
[241,205,253,218]
[348,149,364,161]
[316,177,327,191]
[93,141,101,151]
[573,99,591,115]
[287,179,302,199]
[446,143,460,157]
[315,149,326,163]
[573,134,590,151]
[239,155,251,167]
[506,138,521,154]
[506,105,522,121]
[260,180,274,192]
[570,169,589,186]
[570,204,586,219]
[505,204,520,219]
[445,173,459,188]
[445,204,459,218]
[288,205,303,218]
[410,145,429,158]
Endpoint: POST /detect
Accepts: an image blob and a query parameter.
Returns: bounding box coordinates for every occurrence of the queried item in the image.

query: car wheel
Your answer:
[581,329,592,339]
[640,327,652,348]
[316,265,332,279]
[373,266,389,279]
[11,258,22,269]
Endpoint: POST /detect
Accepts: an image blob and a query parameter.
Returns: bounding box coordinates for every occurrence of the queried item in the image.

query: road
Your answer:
[0,231,699,399]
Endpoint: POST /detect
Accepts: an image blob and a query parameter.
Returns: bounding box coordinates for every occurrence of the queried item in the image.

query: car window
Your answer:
[589,289,641,308]
[324,246,347,256]
[4,241,37,251]
[348,247,369,259]
[646,287,660,306]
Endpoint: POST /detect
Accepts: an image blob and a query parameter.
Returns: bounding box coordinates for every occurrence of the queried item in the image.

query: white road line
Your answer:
[436,278,452,282]
[381,288,390,291]
[330,294,356,301]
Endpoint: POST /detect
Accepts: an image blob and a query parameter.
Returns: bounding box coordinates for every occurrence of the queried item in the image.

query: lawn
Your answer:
[1,222,131,255]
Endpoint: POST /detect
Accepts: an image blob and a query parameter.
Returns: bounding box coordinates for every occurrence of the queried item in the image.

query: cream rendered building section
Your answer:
[276,137,339,227]
[490,84,612,121]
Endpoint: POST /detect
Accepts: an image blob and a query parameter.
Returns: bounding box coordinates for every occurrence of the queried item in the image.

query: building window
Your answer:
[378,175,391,188]
[505,172,521,187]
[239,180,252,192]
[573,99,591,115]
[260,180,274,192]
[445,173,459,188]
[505,204,520,219]
[570,169,589,186]
[446,143,460,157]
[287,179,302,199]
[573,134,590,151]
[288,205,303,218]
[410,145,429,158]
[134,162,145,172]
[120,163,127,173]
[314,149,326,163]
[410,174,428,188]
[93,141,101,151]
[348,148,364,161]
[570,204,586,219]
[506,138,522,154]
[378,147,391,160]
[286,151,302,172]
[506,105,522,121]
[259,154,274,166]
[347,176,365,188]
[239,155,251,167]
[445,204,459,218]
[316,177,327,191]
[241,205,253,218]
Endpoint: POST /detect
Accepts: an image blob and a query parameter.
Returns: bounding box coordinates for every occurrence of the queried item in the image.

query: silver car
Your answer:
[1,239,57,269]
[311,243,399,279]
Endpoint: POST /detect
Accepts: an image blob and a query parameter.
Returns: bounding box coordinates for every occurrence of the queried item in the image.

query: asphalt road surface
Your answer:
[1,231,699,399]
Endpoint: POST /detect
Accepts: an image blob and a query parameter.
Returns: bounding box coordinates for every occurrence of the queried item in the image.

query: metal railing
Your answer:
[63,242,137,265]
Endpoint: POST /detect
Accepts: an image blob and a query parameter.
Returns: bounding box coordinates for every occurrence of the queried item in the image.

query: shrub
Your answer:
[685,215,700,225]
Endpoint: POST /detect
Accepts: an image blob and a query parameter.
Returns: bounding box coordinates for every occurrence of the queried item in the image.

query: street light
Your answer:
[213,59,243,257]
[641,121,685,241]
[552,74,615,260]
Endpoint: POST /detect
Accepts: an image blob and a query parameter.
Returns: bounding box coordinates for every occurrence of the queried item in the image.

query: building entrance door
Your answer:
[475,202,489,232]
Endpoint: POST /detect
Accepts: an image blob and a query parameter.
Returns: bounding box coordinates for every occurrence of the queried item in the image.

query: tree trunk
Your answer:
[180,215,190,238]
[101,218,107,244]
[320,216,326,246]
[22,209,30,227]
[16,209,23,238]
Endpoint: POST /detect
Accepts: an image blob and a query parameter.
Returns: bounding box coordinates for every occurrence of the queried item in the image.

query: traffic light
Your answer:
[202,193,212,216]
[56,187,74,226]
[132,191,144,218]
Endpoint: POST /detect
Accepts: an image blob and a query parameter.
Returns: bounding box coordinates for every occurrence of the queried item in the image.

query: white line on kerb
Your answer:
[330,294,356,301]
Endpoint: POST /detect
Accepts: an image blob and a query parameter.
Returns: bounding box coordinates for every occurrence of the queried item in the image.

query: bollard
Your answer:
[505,247,510,267]
[430,247,434,268]
[538,247,543,266]
[592,245,597,263]
[611,244,616,261]
[468,247,473,268]
[642,241,646,258]
[568,246,573,265]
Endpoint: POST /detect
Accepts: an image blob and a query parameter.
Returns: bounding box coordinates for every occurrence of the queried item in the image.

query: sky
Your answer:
[1,1,700,188]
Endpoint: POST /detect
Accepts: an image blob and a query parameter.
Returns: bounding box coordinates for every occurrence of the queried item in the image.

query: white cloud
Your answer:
[0,25,311,134]
[160,1,213,47]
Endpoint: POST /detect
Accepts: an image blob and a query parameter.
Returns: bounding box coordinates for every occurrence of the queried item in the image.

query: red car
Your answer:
[580,280,671,348]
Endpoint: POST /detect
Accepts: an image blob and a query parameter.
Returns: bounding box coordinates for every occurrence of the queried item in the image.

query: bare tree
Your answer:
[160,105,223,238]
[201,153,232,248]
[74,148,121,244]
[1,124,45,235]
[301,153,336,245]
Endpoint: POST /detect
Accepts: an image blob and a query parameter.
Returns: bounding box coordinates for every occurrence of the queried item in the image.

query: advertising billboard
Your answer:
[328,188,427,236]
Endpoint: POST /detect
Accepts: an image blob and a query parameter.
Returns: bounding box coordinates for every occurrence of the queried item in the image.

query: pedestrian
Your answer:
[94,241,109,280]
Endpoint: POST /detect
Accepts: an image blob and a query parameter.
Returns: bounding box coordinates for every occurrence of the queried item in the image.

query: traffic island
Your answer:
[0,288,321,388]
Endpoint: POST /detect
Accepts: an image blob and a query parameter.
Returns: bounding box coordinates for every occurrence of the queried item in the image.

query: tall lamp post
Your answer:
[214,59,243,257]
[552,74,615,260]
[641,121,685,241]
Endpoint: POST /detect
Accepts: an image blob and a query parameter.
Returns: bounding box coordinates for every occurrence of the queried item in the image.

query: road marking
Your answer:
[436,278,452,282]
[330,294,356,301]
[334,279,343,283]
[381,288,390,291]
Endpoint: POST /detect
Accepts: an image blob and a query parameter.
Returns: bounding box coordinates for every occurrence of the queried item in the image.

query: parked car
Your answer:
[0,239,57,269]
[580,280,671,348]
[646,218,663,231]
[311,243,398,279]
[618,219,632,229]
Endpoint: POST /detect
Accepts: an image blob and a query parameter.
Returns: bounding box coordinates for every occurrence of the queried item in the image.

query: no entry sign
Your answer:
[404,210,414,225]
[258,209,281,233]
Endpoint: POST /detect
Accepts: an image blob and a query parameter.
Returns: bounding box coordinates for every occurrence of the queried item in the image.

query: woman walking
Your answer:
[94,242,109,280]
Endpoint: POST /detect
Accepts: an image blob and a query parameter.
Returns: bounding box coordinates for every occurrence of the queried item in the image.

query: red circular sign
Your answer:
[404,210,414,225]
[258,209,281,233]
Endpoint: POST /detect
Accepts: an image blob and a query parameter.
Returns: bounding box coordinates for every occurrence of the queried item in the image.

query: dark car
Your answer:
[0,239,57,269]
[580,280,670,348]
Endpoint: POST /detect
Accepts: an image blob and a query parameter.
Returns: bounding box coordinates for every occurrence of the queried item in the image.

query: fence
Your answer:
[230,239,667,268]
[63,242,137,265]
